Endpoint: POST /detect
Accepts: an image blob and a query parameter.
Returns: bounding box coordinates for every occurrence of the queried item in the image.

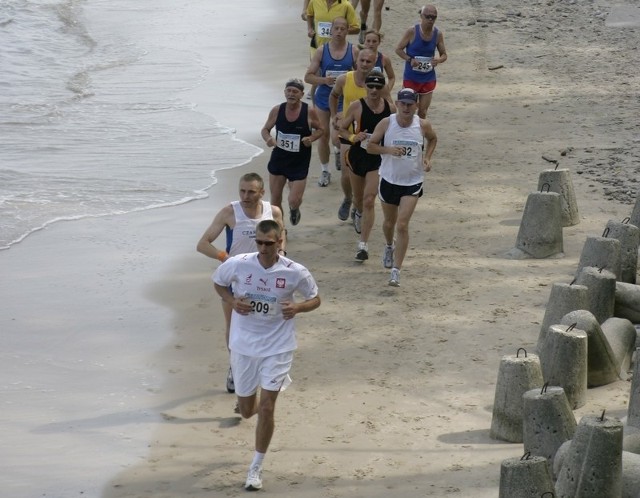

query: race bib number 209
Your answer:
[245,292,278,316]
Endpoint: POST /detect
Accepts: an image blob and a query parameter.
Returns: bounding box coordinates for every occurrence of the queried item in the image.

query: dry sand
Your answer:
[49,0,640,496]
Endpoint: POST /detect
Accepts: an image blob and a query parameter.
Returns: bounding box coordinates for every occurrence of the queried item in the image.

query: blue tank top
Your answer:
[373,52,384,74]
[403,25,439,83]
[315,42,354,112]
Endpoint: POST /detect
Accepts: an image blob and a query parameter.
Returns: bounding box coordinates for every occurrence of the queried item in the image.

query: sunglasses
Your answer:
[255,239,277,246]
[366,84,384,89]
[422,14,437,20]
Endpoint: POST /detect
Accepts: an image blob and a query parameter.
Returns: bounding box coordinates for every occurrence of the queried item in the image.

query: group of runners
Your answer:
[195,2,447,492]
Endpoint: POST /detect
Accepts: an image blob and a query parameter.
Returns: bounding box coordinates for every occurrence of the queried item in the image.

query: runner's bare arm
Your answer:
[421,119,437,171]
[260,105,279,148]
[302,108,325,146]
[197,205,234,260]
[366,117,392,155]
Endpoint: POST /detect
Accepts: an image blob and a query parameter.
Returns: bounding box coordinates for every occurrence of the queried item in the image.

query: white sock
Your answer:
[321,163,330,173]
[251,451,265,469]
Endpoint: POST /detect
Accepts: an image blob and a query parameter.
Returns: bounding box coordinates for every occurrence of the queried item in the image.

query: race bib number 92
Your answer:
[392,139,420,159]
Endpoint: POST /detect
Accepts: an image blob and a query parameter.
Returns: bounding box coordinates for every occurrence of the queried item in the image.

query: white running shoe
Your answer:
[226,366,235,393]
[245,465,263,491]
[389,268,400,287]
[318,170,331,187]
[382,244,394,269]
[355,241,369,262]
[353,210,362,234]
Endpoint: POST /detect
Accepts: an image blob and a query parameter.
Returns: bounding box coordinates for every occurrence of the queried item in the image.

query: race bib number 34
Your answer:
[317,21,332,38]
[276,131,301,153]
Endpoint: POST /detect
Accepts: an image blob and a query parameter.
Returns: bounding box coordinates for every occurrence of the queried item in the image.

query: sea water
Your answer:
[0,0,262,250]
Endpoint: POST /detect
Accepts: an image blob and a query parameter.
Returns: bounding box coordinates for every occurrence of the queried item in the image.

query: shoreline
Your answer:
[2,0,639,496]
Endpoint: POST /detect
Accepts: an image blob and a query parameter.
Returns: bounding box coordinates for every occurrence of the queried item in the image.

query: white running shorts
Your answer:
[230,350,293,397]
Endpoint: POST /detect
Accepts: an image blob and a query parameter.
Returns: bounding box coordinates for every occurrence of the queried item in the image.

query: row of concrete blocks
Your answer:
[494,179,640,496]
[495,351,640,497]
[499,412,640,498]
[508,167,640,286]
[491,308,637,446]
[507,168,579,260]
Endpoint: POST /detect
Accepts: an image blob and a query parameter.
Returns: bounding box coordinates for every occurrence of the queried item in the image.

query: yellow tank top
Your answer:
[343,71,367,133]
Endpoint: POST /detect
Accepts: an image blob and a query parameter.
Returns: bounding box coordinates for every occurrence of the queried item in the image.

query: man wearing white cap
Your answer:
[366,87,437,286]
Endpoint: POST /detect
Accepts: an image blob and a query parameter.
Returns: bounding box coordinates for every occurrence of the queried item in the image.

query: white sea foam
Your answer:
[0,0,262,250]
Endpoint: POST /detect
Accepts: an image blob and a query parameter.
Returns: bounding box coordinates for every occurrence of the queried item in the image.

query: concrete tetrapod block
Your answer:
[575,266,617,324]
[623,425,640,454]
[602,317,637,376]
[539,324,588,409]
[630,192,640,229]
[490,351,544,443]
[555,414,623,498]
[514,191,564,258]
[628,348,640,429]
[606,219,640,284]
[522,385,577,463]
[560,310,620,387]
[537,282,589,353]
[615,282,640,323]
[498,454,555,498]
[575,234,621,280]
[538,168,580,227]
[555,440,640,498]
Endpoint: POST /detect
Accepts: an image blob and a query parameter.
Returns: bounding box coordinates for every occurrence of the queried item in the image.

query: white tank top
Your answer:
[379,114,424,186]
[226,200,273,256]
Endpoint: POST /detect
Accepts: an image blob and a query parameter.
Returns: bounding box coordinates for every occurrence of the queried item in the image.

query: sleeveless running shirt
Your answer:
[226,200,274,256]
[403,26,439,83]
[379,114,424,186]
[315,42,354,111]
[348,98,391,167]
[268,102,312,171]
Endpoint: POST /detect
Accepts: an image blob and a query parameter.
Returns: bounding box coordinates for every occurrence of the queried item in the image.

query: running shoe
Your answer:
[245,465,263,491]
[358,24,367,45]
[382,244,394,269]
[335,149,341,171]
[226,366,235,393]
[338,198,352,221]
[353,210,362,234]
[355,241,369,262]
[318,170,331,187]
[389,267,400,287]
[290,208,301,226]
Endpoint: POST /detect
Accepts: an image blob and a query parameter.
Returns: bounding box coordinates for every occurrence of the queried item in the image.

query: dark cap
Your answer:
[397,88,418,103]
[285,78,304,91]
[365,71,386,87]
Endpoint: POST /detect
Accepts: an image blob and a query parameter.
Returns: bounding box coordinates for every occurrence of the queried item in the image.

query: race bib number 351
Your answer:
[276,131,301,153]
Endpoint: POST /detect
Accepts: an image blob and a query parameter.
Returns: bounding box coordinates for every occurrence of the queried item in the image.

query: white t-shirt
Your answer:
[212,253,319,357]
[227,200,273,256]
[379,114,424,186]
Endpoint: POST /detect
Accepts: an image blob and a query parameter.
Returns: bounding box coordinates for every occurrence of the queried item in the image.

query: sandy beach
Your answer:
[3,0,640,496]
